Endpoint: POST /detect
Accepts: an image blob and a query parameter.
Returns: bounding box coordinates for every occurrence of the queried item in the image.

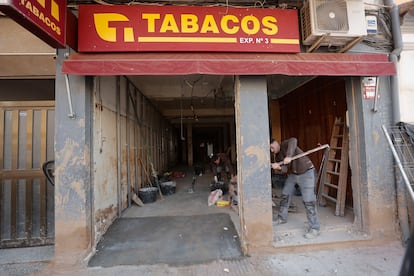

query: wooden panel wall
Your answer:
[277,77,347,169]
[271,76,352,207]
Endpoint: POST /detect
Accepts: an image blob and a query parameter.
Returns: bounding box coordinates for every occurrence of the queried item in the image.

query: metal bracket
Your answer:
[306,34,328,53]
[372,77,379,113]
[338,36,364,53]
[64,74,76,119]
[307,35,364,53]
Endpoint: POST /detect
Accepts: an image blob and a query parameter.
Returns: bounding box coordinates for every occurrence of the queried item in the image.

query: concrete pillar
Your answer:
[235,76,273,251]
[346,76,397,239]
[54,49,92,264]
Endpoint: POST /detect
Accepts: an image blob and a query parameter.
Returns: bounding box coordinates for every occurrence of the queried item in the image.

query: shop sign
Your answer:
[78,5,300,53]
[0,0,66,48]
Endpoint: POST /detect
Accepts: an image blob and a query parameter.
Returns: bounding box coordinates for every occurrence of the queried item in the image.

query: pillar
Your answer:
[54,49,92,264]
[235,76,273,250]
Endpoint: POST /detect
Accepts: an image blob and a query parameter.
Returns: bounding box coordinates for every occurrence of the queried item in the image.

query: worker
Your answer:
[210,152,234,182]
[270,137,321,239]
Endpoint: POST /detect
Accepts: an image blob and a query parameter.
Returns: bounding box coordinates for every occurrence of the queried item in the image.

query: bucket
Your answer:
[210,181,228,195]
[138,187,158,203]
[160,181,176,195]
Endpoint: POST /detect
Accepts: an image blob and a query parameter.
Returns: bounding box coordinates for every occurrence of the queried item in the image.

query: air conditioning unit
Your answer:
[301,0,367,47]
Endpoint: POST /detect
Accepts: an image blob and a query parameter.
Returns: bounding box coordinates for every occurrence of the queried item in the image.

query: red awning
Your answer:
[61,52,395,76]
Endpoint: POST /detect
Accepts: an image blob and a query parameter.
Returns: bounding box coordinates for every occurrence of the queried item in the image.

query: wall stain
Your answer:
[243,145,268,180]
[373,130,380,144]
[55,138,91,220]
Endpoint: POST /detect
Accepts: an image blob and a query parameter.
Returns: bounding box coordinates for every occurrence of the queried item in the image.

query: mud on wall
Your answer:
[92,76,119,242]
[91,76,176,244]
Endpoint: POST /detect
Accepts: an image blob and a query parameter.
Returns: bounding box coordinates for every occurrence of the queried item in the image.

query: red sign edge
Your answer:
[0,0,67,48]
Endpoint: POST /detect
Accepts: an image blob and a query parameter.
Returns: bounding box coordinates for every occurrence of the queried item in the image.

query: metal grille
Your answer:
[382,124,414,201]
[0,101,55,248]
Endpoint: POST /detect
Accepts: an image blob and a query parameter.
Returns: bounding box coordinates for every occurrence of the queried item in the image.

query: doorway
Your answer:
[0,100,55,248]
[270,76,357,245]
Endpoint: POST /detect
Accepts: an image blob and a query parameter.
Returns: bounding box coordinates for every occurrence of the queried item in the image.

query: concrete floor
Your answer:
[89,213,243,267]
[271,186,368,247]
[124,165,363,245]
[122,167,241,232]
[0,165,406,275]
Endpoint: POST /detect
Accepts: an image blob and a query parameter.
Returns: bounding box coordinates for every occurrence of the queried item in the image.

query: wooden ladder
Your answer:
[318,117,349,216]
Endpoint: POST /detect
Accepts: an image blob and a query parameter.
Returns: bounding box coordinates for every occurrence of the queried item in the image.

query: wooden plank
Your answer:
[25,179,33,240]
[0,101,54,109]
[0,236,54,248]
[12,110,19,171]
[39,178,47,238]
[329,158,341,163]
[0,180,2,241]
[39,109,48,237]
[1,170,44,179]
[25,110,34,238]
[10,179,17,240]
[40,110,47,165]
[126,86,131,208]
[26,110,34,170]
[324,182,339,189]
[322,193,337,203]
[0,109,4,171]
[10,110,19,241]
[0,109,3,241]
[327,170,340,176]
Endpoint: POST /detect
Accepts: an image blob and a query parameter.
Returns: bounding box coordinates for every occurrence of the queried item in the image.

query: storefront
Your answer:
[1,0,403,266]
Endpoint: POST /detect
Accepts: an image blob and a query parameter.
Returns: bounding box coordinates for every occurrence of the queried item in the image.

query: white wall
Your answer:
[399,51,414,123]
[399,12,414,124]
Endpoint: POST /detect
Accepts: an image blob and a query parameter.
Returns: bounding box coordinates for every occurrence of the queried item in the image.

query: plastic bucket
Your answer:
[160,181,176,195]
[138,187,158,203]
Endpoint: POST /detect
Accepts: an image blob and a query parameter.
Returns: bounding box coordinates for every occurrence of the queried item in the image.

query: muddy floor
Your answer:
[0,165,407,275]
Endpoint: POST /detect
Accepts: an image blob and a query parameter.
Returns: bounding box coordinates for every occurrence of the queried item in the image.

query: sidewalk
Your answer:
[0,239,406,276]
[0,170,407,275]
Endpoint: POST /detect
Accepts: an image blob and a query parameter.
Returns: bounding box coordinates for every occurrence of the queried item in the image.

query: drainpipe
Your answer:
[385,0,410,245]
[385,0,402,124]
